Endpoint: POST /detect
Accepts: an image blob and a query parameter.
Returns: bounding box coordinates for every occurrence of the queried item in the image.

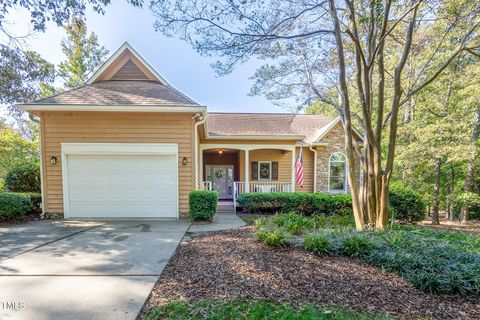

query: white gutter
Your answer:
[17,104,207,113]
[206,134,305,140]
[309,144,318,193]
[28,113,45,216]
[194,113,207,190]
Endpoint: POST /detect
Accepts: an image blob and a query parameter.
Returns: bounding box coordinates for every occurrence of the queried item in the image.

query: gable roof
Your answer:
[206,113,334,143]
[18,42,205,112]
[314,117,363,142]
[87,42,168,84]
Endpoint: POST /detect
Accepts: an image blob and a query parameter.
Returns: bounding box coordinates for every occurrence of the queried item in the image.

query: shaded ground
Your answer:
[144,226,480,320]
[418,214,480,235]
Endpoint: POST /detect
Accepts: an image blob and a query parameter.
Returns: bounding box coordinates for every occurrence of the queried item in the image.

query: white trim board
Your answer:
[17,104,207,113]
[200,144,296,152]
[61,143,179,219]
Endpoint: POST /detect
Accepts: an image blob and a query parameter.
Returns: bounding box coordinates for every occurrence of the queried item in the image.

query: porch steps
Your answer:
[217,201,235,213]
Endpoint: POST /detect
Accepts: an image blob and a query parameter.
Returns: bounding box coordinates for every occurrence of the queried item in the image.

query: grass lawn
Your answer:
[145,300,392,320]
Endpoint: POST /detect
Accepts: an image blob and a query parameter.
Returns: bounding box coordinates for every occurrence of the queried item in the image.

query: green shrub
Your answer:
[451,192,480,220]
[256,227,289,246]
[311,214,355,229]
[189,190,218,222]
[27,193,42,214]
[389,182,426,222]
[0,193,31,219]
[4,162,41,193]
[271,212,314,235]
[237,192,353,216]
[303,232,333,255]
[341,233,376,257]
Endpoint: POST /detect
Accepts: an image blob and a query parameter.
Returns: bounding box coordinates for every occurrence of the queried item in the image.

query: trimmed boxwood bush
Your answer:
[0,193,31,220]
[4,161,41,193]
[189,190,218,222]
[237,192,353,216]
[239,188,426,222]
[389,182,426,222]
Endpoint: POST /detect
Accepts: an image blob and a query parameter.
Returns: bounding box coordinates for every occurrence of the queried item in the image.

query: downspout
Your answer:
[29,113,45,216]
[309,144,318,193]
[194,113,206,190]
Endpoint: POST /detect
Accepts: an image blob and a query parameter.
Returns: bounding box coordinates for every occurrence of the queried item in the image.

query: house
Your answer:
[18,42,361,219]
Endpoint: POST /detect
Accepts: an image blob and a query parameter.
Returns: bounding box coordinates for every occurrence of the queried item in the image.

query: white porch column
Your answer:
[245,149,250,193]
[291,146,296,192]
[199,149,203,190]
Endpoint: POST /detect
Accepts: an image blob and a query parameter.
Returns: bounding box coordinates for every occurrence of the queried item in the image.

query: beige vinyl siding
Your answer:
[296,147,314,193]
[249,149,291,182]
[200,144,314,193]
[41,112,195,218]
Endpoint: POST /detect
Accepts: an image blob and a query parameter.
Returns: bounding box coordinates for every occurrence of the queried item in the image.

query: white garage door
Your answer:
[64,152,178,219]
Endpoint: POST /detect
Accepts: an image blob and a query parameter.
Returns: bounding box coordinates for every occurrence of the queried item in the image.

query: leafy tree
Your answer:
[151,0,480,230]
[0,45,55,117]
[0,119,39,187]
[0,0,143,36]
[395,54,480,223]
[58,17,109,88]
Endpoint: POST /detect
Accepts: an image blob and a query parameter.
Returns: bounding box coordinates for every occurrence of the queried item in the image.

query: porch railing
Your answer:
[201,181,213,191]
[233,181,292,204]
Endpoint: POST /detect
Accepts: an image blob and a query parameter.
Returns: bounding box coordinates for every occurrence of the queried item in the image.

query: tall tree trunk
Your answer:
[461,108,480,223]
[432,157,442,225]
[329,0,364,231]
[446,167,455,221]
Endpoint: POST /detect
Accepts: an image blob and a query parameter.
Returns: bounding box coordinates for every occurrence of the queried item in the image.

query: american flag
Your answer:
[295,147,304,188]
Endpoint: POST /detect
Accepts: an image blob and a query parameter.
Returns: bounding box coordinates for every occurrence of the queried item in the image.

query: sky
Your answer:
[4,2,287,114]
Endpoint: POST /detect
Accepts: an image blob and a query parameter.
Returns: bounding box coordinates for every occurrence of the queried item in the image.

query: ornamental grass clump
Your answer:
[256,227,290,247]
[303,232,333,255]
[272,212,314,235]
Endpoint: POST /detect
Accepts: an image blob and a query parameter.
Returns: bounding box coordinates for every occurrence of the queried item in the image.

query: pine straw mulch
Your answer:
[143,226,480,320]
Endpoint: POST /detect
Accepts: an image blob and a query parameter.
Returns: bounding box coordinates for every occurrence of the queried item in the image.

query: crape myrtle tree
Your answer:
[150,0,480,230]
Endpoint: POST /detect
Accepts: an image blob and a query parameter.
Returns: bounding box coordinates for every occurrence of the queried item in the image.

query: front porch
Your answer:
[199,144,297,203]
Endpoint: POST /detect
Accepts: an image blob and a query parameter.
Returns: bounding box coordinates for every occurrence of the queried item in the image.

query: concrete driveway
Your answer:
[0,219,190,320]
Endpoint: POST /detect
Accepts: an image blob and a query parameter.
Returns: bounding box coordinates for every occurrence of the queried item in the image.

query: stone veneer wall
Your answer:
[315,123,361,193]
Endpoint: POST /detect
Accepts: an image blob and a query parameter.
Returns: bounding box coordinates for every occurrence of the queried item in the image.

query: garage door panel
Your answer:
[65,153,178,218]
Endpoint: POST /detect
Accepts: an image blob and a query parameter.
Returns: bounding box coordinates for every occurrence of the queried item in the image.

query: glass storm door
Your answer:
[206,165,234,198]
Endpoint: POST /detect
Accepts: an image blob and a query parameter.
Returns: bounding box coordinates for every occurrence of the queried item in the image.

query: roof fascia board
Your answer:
[205,134,305,140]
[86,42,168,85]
[314,117,364,142]
[18,104,207,113]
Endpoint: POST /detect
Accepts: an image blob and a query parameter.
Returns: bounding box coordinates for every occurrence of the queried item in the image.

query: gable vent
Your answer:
[110,59,150,81]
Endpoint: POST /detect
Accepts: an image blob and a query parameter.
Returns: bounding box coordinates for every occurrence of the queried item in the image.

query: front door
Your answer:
[206,165,234,198]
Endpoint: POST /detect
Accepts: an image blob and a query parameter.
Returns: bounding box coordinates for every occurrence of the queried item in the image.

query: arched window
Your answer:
[329,152,347,192]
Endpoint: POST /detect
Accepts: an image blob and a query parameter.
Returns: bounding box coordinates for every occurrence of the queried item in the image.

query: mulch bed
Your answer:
[144,226,480,320]
[0,212,42,225]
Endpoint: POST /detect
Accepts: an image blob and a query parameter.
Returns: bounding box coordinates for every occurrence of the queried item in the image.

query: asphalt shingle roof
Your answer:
[29,81,200,106]
[207,113,334,143]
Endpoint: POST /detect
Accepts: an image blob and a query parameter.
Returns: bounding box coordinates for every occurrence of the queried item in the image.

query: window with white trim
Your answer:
[329,152,347,192]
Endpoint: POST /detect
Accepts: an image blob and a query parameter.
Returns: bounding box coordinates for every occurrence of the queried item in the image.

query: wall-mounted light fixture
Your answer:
[218,149,223,154]
[182,157,188,165]
[50,156,57,165]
